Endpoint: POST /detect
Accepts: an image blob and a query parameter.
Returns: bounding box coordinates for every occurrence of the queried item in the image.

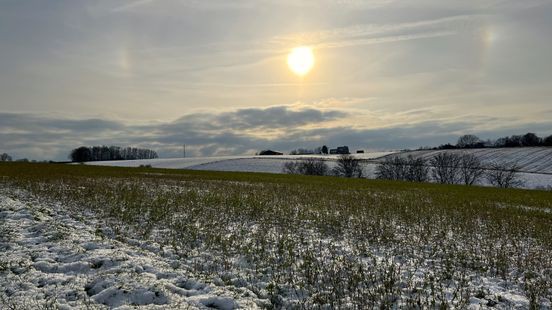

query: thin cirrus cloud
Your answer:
[108,0,396,13]
[270,15,484,49]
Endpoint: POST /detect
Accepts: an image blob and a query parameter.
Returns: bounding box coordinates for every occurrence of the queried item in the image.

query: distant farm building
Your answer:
[329,146,350,155]
[259,150,283,155]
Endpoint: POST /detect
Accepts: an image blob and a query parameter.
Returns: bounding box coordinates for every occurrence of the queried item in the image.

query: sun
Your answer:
[287,46,314,76]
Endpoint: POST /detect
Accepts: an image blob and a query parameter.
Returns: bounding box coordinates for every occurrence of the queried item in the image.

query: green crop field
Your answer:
[1,162,551,308]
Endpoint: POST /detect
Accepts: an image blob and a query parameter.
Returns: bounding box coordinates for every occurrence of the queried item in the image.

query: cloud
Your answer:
[170,106,347,131]
[487,0,551,10]
[0,113,123,133]
[109,0,156,13]
[0,106,347,159]
[109,0,395,13]
[1,106,551,161]
[270,15,484,49]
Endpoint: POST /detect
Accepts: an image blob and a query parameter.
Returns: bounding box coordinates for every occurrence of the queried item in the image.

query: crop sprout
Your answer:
[1,163,551,308]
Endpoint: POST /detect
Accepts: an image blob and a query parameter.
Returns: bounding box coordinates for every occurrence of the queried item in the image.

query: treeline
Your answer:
[431,133,552,150]
[289,145,329,155]
[0,153,47,163]
[283,154,363,178]
[69,146,158,162]
[376,153,523,188]
[283,152,524,188]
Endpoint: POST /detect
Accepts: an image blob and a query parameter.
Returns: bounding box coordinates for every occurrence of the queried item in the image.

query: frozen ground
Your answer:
[0,192,266,309]
[1,166,551,309]
[0,190,543,309]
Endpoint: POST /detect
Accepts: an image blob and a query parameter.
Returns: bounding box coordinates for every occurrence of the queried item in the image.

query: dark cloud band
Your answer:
[0,107,550,160]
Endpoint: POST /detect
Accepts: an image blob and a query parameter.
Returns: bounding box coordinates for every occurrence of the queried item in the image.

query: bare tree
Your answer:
[430,152,462,184]
[0,153,12,162]
[333,154,363,178]
[459,153,485,185]
[544,135,552,146]
[376,155,429,182]
[486,162,524,188]
[405,156,430,182]
[283,161,300,174]
[283,158,329,176]
[521,132,541,146]
[376,156,408,181]
[457,134,482,148]
[289,148,315,155]
[301,158,329,176]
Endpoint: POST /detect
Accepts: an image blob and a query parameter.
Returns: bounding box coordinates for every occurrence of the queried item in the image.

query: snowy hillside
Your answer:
[387,147,552,174]
[84,148,552,175]
[84,152,395,170]
[82,149,552,189]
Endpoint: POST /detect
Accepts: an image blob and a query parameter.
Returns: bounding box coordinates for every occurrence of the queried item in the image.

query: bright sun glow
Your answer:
[287,46,314,76]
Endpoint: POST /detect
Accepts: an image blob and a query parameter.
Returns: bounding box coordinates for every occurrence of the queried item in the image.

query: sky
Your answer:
[1,0,552,160]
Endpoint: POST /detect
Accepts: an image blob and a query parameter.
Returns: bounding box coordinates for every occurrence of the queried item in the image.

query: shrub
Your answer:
[459,153,485,185]
[376,156,408,181]
[283,158,329,176]
[456,135,482,148]
[486,162,524,188]
[376,155,429,182]
[544,135,552,146]
[404,156,430,182]
[430,153,462,184]
[332,154,363,178]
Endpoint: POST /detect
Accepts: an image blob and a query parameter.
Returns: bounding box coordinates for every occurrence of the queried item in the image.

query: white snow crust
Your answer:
[0,194,265,309]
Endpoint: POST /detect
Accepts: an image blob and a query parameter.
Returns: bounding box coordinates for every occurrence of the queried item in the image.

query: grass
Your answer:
[1,162,552,308]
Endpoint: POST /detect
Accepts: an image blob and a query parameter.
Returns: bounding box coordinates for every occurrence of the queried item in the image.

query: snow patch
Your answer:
[0,194,266,309]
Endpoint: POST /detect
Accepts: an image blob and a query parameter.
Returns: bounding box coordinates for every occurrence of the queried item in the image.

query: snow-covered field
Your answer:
[84,152,394,170]
[0,193,265,309]
[85,147,552,174]
[1,162,551,309]
[2,186,549,309]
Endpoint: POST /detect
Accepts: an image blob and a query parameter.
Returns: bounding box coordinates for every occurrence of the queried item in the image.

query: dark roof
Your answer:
[259,150,283,155]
